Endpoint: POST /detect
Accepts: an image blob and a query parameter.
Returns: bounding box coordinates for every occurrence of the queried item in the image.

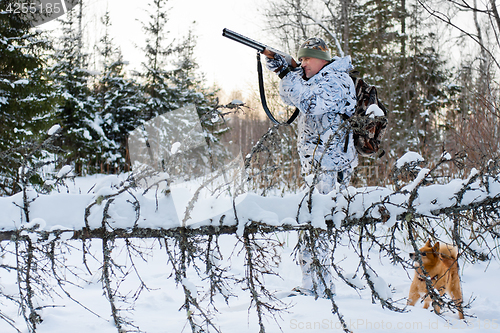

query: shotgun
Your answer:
[222,28,301,125]
[222,28,299,68]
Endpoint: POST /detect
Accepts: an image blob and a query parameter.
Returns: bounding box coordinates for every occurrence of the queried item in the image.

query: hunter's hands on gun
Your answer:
[222,28,305,124]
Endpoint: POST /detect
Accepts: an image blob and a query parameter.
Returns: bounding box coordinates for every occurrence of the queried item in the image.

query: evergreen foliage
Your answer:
[0,1,56,195]
[139,0,178,120]
[348,0,455,164]
[94,10,145,172]
[0,0,497,192]
[49,4,102,174]
[138,0,229,175]
[0,0,224,185]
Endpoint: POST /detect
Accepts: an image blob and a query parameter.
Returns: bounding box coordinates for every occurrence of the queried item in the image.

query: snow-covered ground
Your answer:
[1,164,500,333]
[0,231,499,333]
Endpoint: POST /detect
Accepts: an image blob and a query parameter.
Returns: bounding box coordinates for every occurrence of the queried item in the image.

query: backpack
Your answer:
[344,72,388,158]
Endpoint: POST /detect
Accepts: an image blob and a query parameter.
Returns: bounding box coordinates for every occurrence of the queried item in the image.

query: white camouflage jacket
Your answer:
[279,56,358,177]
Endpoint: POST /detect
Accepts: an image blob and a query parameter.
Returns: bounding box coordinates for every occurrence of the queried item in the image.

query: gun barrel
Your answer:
[222,28,266,53]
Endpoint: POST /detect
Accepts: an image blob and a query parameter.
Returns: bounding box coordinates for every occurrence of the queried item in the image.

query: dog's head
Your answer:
[409,239,441,268]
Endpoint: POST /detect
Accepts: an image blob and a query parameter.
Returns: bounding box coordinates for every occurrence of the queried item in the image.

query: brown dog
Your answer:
[407,239,464,319]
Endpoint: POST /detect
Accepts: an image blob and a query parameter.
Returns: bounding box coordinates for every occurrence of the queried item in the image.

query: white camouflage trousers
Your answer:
[297,231,335,298]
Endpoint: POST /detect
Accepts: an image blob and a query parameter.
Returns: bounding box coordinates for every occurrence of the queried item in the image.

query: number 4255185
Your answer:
[6,1,62,15]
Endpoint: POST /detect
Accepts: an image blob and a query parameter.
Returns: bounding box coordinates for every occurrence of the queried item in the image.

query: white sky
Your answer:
[80,0,274,98]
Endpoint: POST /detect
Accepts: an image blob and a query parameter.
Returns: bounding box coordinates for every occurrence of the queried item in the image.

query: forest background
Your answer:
[2,0,499,195]
[2,1,500,332]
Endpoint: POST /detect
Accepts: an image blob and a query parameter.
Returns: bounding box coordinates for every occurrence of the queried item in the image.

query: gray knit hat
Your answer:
[297,37,331,61]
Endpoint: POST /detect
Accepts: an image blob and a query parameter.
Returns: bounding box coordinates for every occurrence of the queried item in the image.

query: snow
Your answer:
[182,277,198,296]
[0,232,498,332]
[13,79,29,85]
[230,99,244,105]
[366,268,392,300]
[47,124,61,136]
[3,167,500,233]
[396,151,425,168]
[402,168,430,192]
[366,104,385,118]
[1,173,500,332]
[170,141,181,154]
[82,128,92,140]
[441,151,452,160]
[56,165,73,178]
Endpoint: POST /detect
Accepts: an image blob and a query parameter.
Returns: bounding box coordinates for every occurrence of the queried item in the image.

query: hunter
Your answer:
[264,37,358,298]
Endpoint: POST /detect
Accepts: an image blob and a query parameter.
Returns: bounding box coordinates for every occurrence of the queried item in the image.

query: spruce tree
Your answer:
[169,30,218,125]
[169,30,230,173]
[139,1,216,118]
[49,1,102,174]
[388,1,454,160]
[0,1,56,195]
[94,10,145,172]
[348,0,454,180]
[137,1,228,178]
[139,0,177,121]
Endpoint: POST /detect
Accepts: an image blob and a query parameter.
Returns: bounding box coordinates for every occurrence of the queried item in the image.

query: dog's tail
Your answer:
[439,243,458,260]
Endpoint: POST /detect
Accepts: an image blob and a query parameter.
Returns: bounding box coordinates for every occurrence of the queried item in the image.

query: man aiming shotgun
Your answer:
[223,29,358,298]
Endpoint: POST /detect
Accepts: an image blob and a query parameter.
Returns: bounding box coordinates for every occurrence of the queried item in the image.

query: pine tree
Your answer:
[169,30,218,125]
[349,0,397,82]
[0,0,56,195]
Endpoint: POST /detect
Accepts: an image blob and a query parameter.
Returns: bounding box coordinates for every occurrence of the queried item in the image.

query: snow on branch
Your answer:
[1,153,500,241]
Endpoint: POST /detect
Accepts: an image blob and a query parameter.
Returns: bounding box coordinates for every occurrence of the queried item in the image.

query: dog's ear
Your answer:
[425,239,432,247]
[432,241,440,253]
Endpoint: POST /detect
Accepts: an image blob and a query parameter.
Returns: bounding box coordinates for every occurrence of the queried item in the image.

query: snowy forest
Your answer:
[2,0,500,332]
